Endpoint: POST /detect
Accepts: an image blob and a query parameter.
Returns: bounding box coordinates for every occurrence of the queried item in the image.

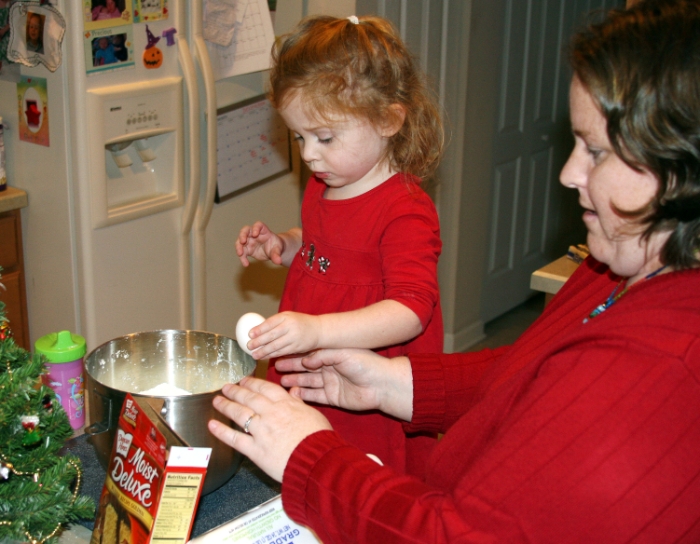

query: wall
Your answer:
[356,0,492,352]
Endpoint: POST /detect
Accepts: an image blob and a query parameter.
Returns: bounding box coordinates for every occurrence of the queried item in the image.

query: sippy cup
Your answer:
[35,330,87,430]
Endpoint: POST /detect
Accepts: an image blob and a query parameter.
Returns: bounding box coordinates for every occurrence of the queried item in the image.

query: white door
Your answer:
[480,0,624,323]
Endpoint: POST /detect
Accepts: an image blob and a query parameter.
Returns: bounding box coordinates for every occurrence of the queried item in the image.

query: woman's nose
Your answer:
[559,148,586,189]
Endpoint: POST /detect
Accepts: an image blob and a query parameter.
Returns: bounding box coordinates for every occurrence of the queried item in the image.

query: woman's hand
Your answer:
[277,349,414,422]
[208,377,332,482]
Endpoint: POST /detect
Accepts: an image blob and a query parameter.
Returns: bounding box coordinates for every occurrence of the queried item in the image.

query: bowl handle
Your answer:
[84,421,109,436]
[85,386,117,437]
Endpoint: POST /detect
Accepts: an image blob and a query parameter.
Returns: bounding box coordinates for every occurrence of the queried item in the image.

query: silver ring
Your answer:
[243,414,256,434]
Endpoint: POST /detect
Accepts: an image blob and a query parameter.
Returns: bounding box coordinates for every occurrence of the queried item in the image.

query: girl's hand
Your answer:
[235,221,285,266]
[246,312,320,360]
[208,377,332,482]
[277,350,414,421]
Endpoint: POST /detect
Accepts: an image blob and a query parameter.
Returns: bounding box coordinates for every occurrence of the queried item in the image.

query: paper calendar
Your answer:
[215,95,291,202]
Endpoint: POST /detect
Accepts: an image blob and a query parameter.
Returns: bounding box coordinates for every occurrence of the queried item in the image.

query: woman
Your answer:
[209,1,700,542]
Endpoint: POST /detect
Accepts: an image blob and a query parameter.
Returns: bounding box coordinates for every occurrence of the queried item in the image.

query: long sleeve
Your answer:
[406,347,508,433]
[378,185,441,330]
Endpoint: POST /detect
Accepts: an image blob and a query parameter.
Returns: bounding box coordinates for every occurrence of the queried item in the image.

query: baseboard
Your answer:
[443,320,486,354]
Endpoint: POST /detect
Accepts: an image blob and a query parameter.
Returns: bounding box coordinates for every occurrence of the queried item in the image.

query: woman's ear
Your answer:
[380,103,406,137]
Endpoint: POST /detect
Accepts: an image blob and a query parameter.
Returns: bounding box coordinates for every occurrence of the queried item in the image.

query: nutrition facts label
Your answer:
[150,472,205,543]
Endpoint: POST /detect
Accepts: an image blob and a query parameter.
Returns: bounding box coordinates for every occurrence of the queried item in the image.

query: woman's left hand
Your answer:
[208,376,332,482]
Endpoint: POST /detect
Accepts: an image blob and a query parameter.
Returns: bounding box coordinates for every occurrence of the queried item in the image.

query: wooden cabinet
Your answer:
[0,189,29,350]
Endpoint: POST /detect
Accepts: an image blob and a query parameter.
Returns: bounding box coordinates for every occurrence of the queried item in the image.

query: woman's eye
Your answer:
[587,147,603,161]
[293,134,303,142]
[319,137,333,144]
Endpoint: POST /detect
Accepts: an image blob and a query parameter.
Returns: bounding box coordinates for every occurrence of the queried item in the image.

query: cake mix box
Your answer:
[90,394,186,544]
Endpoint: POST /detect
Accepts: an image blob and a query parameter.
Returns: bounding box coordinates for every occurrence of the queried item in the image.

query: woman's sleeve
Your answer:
[405,347,508,433]
[282,430,525,544]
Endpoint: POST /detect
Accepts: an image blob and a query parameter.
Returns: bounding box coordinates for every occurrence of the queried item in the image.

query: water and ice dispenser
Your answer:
[85,77,185,228]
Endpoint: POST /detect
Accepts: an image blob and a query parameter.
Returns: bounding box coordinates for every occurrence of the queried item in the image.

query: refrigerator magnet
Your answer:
[83,0,132,31]
[162,28,176,46]
[16,75,50,147]
[6,2,65,72]
[133,0,168,23]
[142,24,162,69]
[84,26,134,74]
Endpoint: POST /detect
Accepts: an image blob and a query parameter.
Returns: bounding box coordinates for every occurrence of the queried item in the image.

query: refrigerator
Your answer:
[0,0,347,352]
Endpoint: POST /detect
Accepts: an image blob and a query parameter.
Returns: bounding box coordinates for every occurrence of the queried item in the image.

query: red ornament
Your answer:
[0,322,12,340]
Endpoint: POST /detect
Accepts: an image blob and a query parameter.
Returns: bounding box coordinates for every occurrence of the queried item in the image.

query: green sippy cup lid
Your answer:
[34,330,87,363]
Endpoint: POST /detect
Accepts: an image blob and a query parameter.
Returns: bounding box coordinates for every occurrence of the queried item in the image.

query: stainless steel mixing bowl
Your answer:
[84,329,256,495]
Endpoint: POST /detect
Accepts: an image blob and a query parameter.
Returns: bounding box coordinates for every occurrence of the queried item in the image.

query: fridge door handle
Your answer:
[194,35,218,233]
[190,0,217,330]
[176,34,199,330]
[177,35,200,236]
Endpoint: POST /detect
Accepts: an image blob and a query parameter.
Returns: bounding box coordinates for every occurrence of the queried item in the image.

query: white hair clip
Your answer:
[347,15,360,24]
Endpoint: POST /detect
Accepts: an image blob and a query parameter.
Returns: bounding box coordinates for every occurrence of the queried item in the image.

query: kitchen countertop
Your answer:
[58,434,280,543]
[530,255,580,296]
[0,187,28,214]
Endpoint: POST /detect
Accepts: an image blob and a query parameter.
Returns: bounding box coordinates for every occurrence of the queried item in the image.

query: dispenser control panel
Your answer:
[101,83,179,142]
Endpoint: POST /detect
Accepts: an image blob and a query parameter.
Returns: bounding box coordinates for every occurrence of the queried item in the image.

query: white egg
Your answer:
[236,312,265,356]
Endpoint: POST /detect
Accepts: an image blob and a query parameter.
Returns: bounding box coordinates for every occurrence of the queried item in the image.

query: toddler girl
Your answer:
[236,15,444,476]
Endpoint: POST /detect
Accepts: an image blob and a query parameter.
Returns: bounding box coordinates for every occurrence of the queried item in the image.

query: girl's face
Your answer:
[559,77,669,283]
[279,93,397,200]
[106,0,117,11]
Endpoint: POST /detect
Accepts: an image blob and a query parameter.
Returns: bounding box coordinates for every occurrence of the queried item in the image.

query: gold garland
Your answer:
[0,457,83,544]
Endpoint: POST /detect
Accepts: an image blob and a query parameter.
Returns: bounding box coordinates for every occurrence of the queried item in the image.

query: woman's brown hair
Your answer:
[570,0,700,268]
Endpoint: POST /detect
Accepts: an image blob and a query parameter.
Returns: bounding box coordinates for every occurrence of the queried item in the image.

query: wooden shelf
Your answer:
[0,188,29,350]
[530,255,580,305]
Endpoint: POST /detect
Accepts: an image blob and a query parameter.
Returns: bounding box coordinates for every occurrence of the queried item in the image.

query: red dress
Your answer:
[282,258,700,543]
[267,173,443,476]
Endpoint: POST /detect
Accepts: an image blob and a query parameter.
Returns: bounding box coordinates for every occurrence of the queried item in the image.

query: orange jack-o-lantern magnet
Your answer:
[143,46,163,68]
[143,25,163,69]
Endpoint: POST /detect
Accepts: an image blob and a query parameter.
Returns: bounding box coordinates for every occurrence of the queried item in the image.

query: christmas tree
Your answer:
[0,299,94,544]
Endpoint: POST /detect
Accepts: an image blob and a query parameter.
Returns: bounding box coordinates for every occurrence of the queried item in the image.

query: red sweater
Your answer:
[281,258,700,543]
